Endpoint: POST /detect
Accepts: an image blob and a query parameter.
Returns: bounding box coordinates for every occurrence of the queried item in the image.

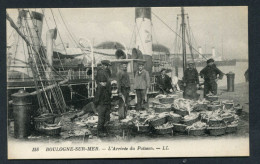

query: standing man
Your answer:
[117,62,131,118]
[183,61,199,99]
[200,58,224,97]
[94,60,111,137]
[157,68,173,94]
[134,62,150,111]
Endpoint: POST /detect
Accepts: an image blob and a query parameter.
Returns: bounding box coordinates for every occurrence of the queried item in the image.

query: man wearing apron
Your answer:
[183,61,199,100]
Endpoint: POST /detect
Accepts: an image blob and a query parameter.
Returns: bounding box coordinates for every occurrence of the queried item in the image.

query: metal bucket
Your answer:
[11,89,32,138]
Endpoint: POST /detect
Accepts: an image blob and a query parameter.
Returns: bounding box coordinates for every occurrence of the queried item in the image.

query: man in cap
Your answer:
[94,60,111,137]
[117,62,131,118]
[156,68,173,94]
[183,61,199,99]
[200,58,224,97]
[133,61,150,111]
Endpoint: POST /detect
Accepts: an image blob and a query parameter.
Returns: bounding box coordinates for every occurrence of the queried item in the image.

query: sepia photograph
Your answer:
[6,6,249,159]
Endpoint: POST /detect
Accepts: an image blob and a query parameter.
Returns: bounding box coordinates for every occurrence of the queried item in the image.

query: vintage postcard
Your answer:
[7,7,249,159]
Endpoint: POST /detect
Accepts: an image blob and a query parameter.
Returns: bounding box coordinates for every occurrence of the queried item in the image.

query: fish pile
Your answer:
[75,116,98,127]
[186,121,207,130]
[154,122,173,130]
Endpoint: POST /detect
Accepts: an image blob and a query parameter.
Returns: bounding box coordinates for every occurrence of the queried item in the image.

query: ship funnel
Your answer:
[135,7,153,74]
[135,8,152,56]
[46,28,57,66]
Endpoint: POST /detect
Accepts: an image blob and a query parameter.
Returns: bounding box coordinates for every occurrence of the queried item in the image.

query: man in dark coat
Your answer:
[200,58,224,97]
[183,61,199,100]
[117,62,130,119]
[156,68,173,94]
[94,60,111,137]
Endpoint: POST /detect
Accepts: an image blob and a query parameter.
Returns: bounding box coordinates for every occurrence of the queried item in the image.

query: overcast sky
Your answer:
[7,7,248,59]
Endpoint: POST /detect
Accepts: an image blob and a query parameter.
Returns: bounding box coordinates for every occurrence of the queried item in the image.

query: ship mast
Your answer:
[181,7,187,73]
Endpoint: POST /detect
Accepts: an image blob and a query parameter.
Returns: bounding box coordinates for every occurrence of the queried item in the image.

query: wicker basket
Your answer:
[222,115,235,123]
[154,106,171,113]
[172,123,187,133]
[43,127,61,136]
[223,102,234,109]
[207,126,226,136]
[150,117,167,127]
[159,97,174,104]
[187,128,206,136]
[134,124,151,133]
[34,115,56,131]
[105,121,124,131]
[182,116,199,126]
[207,104,222,111]
[206,95,219,102]
[226,124,238,133]
[194,103,208,112]
[167,115,182,123]
[207,119,224,127]
[173,108,189,116]
[234,105,243,115]
[154,127,173,135]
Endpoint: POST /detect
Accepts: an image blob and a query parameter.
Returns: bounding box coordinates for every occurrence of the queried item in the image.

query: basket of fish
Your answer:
[154,123,174,135]
[207,101,222,111]
[42,125,62,136]
[172,98,193,116]
[167,112,182,123]
[105,120,123,131]
[154,104,172,113]
[149,113,168,127]
[194,99,210,112]
[181,113,199,126]
[233,104,243,115]
[207,126,227,136]
[222,100,234,109]
[226,121,238,133]
[206,93,219,102]
[221,113,235,123]
[200,111,224,126]
[158,94,178,104]
[186,121,207,136]
[34,113,56,131]
[133,121,151,133]
[172,123,188,133]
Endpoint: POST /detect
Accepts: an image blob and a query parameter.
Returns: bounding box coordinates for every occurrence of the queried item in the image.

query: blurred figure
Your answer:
[244,69,249,82]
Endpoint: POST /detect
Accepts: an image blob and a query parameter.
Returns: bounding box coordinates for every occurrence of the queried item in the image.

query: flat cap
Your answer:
[101,60,111,66]
[160,68,167,72]
[207,58,215,64]
[137,61,145,65]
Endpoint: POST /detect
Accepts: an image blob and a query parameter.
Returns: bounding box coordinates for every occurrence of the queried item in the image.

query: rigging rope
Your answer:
[135,20,146,53]
[127,24,136,54]
[50,8,66,71]
[57,8,79,47]
[152,11,208,60]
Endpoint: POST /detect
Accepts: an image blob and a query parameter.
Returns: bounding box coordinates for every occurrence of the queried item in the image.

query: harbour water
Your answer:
[172,62,248,87]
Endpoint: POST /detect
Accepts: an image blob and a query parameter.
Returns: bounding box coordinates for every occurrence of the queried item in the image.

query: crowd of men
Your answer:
[73,58,224,137]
